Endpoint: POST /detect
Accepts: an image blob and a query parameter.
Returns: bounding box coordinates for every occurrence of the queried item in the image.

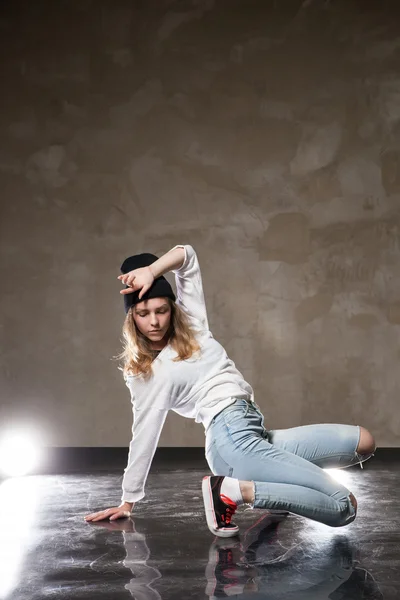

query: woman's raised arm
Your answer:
[149,246,185,278]
[118,246,186,299]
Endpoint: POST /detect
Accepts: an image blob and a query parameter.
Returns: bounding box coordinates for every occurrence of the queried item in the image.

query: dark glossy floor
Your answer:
[1,457,398,599]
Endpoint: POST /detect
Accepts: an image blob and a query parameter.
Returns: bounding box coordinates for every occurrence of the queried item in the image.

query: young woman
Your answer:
[85,244,376,537]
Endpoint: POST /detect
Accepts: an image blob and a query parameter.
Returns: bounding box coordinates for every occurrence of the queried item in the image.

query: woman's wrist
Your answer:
[150,246,185,278]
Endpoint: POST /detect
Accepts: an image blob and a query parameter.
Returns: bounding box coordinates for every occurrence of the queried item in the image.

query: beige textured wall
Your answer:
[1,1,399,447]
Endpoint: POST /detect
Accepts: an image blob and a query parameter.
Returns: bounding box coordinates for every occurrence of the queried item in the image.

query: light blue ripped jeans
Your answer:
[205,398,375,528]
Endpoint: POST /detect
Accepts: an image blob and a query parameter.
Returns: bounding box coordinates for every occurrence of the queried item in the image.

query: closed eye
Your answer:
[138,310,167,317]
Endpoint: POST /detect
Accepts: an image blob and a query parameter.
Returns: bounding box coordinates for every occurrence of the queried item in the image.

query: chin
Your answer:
[146,332,163,340]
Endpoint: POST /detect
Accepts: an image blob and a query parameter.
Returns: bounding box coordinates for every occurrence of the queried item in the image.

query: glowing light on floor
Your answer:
[0,477,41,598]
[324,468,354,486]
[0,431,41,477]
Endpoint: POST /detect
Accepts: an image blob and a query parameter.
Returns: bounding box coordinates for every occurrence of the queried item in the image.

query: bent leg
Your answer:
[209,437,354,525]
[251,480,356,527]
[207,400,357,527]
[267,423,375,469]
[228,439,356,527]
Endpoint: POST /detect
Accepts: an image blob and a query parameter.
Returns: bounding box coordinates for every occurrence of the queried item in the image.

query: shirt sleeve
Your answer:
[170,244,209,332]
[121,406,169,503]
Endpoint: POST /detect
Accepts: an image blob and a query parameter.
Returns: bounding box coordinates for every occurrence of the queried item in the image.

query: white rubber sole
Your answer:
[202,476,240,538]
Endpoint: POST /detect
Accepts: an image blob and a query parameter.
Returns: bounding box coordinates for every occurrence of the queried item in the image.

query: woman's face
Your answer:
[132,298,172,343]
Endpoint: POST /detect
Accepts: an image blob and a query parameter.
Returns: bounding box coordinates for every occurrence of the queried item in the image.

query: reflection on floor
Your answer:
[0,459,397,599]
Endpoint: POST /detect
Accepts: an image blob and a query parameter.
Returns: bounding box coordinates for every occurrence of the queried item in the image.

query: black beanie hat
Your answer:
[120,252,176,314]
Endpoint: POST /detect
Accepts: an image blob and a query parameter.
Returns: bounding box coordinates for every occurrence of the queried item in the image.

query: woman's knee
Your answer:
[357,426,376,455]
[344,492,358,524]
[333,492,357,527]
[349,492,357,513]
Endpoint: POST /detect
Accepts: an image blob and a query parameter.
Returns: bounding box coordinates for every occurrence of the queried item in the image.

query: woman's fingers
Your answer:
[118,273,137,294]
[117,267,154,291]
[84,507,131,522]
[84,510,111,522]
[138,284,151,300]
[85,508,113,521]
[117,273,134,284]
[109,510,131,521]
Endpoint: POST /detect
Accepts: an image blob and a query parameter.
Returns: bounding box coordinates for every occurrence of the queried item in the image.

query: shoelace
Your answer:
[220,494,237,524]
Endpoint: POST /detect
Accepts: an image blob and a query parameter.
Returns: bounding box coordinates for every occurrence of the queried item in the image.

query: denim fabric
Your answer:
[205,399,374,527]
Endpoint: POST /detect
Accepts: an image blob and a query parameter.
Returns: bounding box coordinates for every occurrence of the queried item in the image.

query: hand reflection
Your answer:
[205,512,382,599]
[87,518,162,599]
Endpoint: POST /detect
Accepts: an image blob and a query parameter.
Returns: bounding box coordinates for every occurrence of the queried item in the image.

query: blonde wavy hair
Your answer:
[116,297,201,379]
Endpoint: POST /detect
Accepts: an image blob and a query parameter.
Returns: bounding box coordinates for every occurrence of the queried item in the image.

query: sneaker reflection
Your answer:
[205,512,383,599]
[89,519,161,600]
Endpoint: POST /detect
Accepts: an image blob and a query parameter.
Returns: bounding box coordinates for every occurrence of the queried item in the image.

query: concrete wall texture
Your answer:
[1,0,399,448]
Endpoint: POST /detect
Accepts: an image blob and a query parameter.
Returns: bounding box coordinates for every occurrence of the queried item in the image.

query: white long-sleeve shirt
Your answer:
[121,244,254,503]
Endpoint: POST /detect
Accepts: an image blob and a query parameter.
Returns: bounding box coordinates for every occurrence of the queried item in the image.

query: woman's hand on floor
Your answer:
[84,501,134,522]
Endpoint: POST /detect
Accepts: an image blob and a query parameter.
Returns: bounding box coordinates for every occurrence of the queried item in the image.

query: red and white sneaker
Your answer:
[202,476,239,538]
